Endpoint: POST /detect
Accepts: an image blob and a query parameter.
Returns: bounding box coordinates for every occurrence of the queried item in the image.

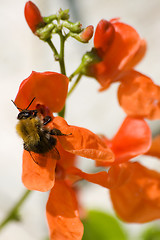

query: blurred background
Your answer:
[0,0,160,239]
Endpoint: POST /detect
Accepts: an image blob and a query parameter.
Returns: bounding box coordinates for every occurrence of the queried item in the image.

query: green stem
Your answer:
[68,73,82,97]
[57,31,67,118]
[58,105,66,118]
[47,31,67,117]
[58,32,66,75]
[46,33,66,75]
[46,39,59,61]
[0,190,31,231]
[69,62,84,81]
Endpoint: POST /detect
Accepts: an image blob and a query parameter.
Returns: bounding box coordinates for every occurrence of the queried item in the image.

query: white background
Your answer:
[0,0,160,239]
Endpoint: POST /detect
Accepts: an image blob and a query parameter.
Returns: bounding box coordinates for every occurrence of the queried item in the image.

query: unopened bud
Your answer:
[79,25,94,43]
[24,1,45,33]
[70,25,94,43]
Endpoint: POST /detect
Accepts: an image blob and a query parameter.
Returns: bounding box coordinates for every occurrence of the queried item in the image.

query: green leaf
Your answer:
[141,226,160,240]
[82,210,128,240]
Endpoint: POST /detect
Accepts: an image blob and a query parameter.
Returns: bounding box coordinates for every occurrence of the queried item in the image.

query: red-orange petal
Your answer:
[112,117,151,161]
[15,71,69,113]
[124,39,147,70]
[118,70,160,119]
[94,19,115,56]
[46,180,84,240]
[110,21,142,70]
[67,167,110,188]
[146,135,160,159]
[110,162,160,223]
[96,117,151,167]
[67,162,134,189]
[22,150,57,192]
[56,141,76,170]
[52,116,114,162]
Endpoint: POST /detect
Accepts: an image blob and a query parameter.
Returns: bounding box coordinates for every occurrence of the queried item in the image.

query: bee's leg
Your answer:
[43,116,52,125]
[50,128,72,136]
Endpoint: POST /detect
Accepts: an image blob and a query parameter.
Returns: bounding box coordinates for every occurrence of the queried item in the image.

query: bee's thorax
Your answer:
[16,117,41,144]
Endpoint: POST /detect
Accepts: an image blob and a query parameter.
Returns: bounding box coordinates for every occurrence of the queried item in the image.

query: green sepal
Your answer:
[36,23,56,41]
[62,20,82,33]
[69,31,86,43]
[82,48,101,65]
[43,15,58,24]
[58,9,70,20]
[80,48,101,74]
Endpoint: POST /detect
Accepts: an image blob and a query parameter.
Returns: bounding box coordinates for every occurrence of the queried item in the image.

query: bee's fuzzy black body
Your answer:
[12,98,70,163]
[16,112,57,154]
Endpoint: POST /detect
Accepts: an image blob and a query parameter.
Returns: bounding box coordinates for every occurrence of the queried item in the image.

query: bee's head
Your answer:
[12,97,37,120]
[17,109,37,120]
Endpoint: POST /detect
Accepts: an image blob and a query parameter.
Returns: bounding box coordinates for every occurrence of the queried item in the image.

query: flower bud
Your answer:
[79,25,94,43]
[24,1,44,33]
[70,25,94,43]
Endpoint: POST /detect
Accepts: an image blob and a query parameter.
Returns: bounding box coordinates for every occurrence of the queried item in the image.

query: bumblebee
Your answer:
[12,98,69,164]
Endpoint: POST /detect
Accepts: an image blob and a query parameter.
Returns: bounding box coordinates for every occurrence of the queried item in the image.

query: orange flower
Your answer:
[87,19,146,91]
[14,71,114,192]
[14,71,115,238]
[86,19,160,120]
[110,162,160,223]
[85,19,160,120]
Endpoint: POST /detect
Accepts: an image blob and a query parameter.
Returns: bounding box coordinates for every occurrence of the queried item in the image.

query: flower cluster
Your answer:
[12,1,160,239]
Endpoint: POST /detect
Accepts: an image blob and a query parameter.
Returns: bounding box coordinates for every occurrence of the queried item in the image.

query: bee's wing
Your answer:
[50,147,60,161]
[28,148,60,166]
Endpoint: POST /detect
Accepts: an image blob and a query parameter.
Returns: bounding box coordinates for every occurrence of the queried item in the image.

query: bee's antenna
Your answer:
[11,97,36,111]
[26,97,36,110]
[11,100,23,111]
